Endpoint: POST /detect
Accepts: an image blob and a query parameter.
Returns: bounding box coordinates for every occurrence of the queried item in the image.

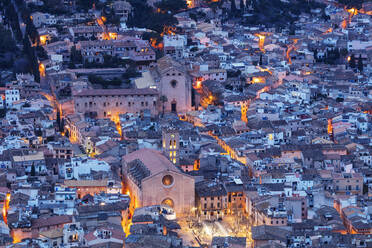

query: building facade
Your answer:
[73,88,159,119]
[122,148,195,215]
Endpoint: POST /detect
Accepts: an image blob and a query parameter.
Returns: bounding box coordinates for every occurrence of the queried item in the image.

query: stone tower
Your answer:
[162,128,179,165]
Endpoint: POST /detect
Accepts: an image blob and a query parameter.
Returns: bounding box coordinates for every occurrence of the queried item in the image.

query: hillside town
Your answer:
[0,0,371,247]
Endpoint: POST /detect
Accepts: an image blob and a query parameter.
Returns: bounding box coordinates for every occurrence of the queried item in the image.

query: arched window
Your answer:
[170,80,178,88]
[161,198,174,208]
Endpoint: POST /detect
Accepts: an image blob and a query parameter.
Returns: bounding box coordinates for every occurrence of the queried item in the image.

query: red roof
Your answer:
[74,88,158,97]
[32,215,72,229]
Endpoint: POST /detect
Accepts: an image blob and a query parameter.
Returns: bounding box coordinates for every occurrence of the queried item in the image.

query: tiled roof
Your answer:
[74,88,158,97]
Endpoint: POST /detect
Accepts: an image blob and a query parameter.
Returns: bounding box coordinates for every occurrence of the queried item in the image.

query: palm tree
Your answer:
[160,95,168,117]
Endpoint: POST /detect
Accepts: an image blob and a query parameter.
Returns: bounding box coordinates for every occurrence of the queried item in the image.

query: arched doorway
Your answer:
[171,99,177,113]
[161,198,174,208]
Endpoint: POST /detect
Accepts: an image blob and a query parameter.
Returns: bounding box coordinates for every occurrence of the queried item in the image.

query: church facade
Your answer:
[122,148,195,215]
[72,56,192,118]
[152,56,192,114]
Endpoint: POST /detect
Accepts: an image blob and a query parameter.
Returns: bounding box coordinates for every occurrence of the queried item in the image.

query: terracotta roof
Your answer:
[122,148,179,176]
[74,88,158,97]
[39,228,64,239]
[32,215,72,229]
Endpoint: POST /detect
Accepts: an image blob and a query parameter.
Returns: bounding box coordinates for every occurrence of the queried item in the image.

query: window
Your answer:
[162,175,174,187]
[170,80,178,88]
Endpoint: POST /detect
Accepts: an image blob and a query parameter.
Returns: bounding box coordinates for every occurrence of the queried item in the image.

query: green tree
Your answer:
[357,54,363,72]
[230,0,237,17]
[160,95,168,117]
[337,0,364,9]
[349,54,356,68]
[70,45,83,64]
[240,0,245,13]
[155,0,187,13]
[0,25,17,52]
[31,163,36,176]
[56,109,61,130]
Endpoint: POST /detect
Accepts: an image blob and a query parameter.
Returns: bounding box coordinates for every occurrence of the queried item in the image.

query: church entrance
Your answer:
[171,100,177,113]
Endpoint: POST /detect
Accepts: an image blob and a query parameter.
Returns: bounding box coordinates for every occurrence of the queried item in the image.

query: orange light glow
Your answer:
[96,16,113,40]
[257,66,273,75]
[256,86,270,99]
[109,32,117,40]
[286,39,298,65]
[255,34,266,53]
[194,80,202,89]
[149,38,164,49]
[327,119,333,135]
[186,0,193,8]
[241,103,248,123]
[2,193,10,225]
[161,26,176,37]
[39,63,46,77]
[341,19,348,29]
[252,77,265,84]
[110,115,122,138]
[322,28,333,35]
[342,7,358,29]
[193,159,200,170]
[39,35,47,45]
[347,56,351,62]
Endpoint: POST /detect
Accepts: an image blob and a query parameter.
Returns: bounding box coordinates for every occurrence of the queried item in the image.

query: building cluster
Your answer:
[0,0,371,247]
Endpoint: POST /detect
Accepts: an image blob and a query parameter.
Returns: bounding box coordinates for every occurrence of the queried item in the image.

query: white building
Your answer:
[63,157,111,180]
[5,89,20,107]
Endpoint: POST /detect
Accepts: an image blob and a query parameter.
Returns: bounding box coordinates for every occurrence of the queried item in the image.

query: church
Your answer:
[73,56,192,119]
[135,55,192,114]
[121,148,195,215]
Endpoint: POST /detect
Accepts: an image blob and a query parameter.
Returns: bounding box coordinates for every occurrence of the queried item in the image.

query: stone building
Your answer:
[162,128,179,165]
[122,148,195,215]
[73,88,158,119]
[195,180,228,220]
[149,56,192,113]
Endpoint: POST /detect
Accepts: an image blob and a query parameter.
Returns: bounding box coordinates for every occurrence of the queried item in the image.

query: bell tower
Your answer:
[162,128,179,165]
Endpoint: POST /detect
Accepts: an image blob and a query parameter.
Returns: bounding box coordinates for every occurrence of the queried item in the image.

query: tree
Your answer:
[31,163,36,176]
[0,24,17,52]
[240,0,245,13]
[349,54,356,68]
[230,0,237,17]
[357,54,363,72]
[70,45,83,64]
[160,95,168,116]
[60,118,65,132]
[155,0,187,13]
[56,109,61,130]
[337,0,364,9]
